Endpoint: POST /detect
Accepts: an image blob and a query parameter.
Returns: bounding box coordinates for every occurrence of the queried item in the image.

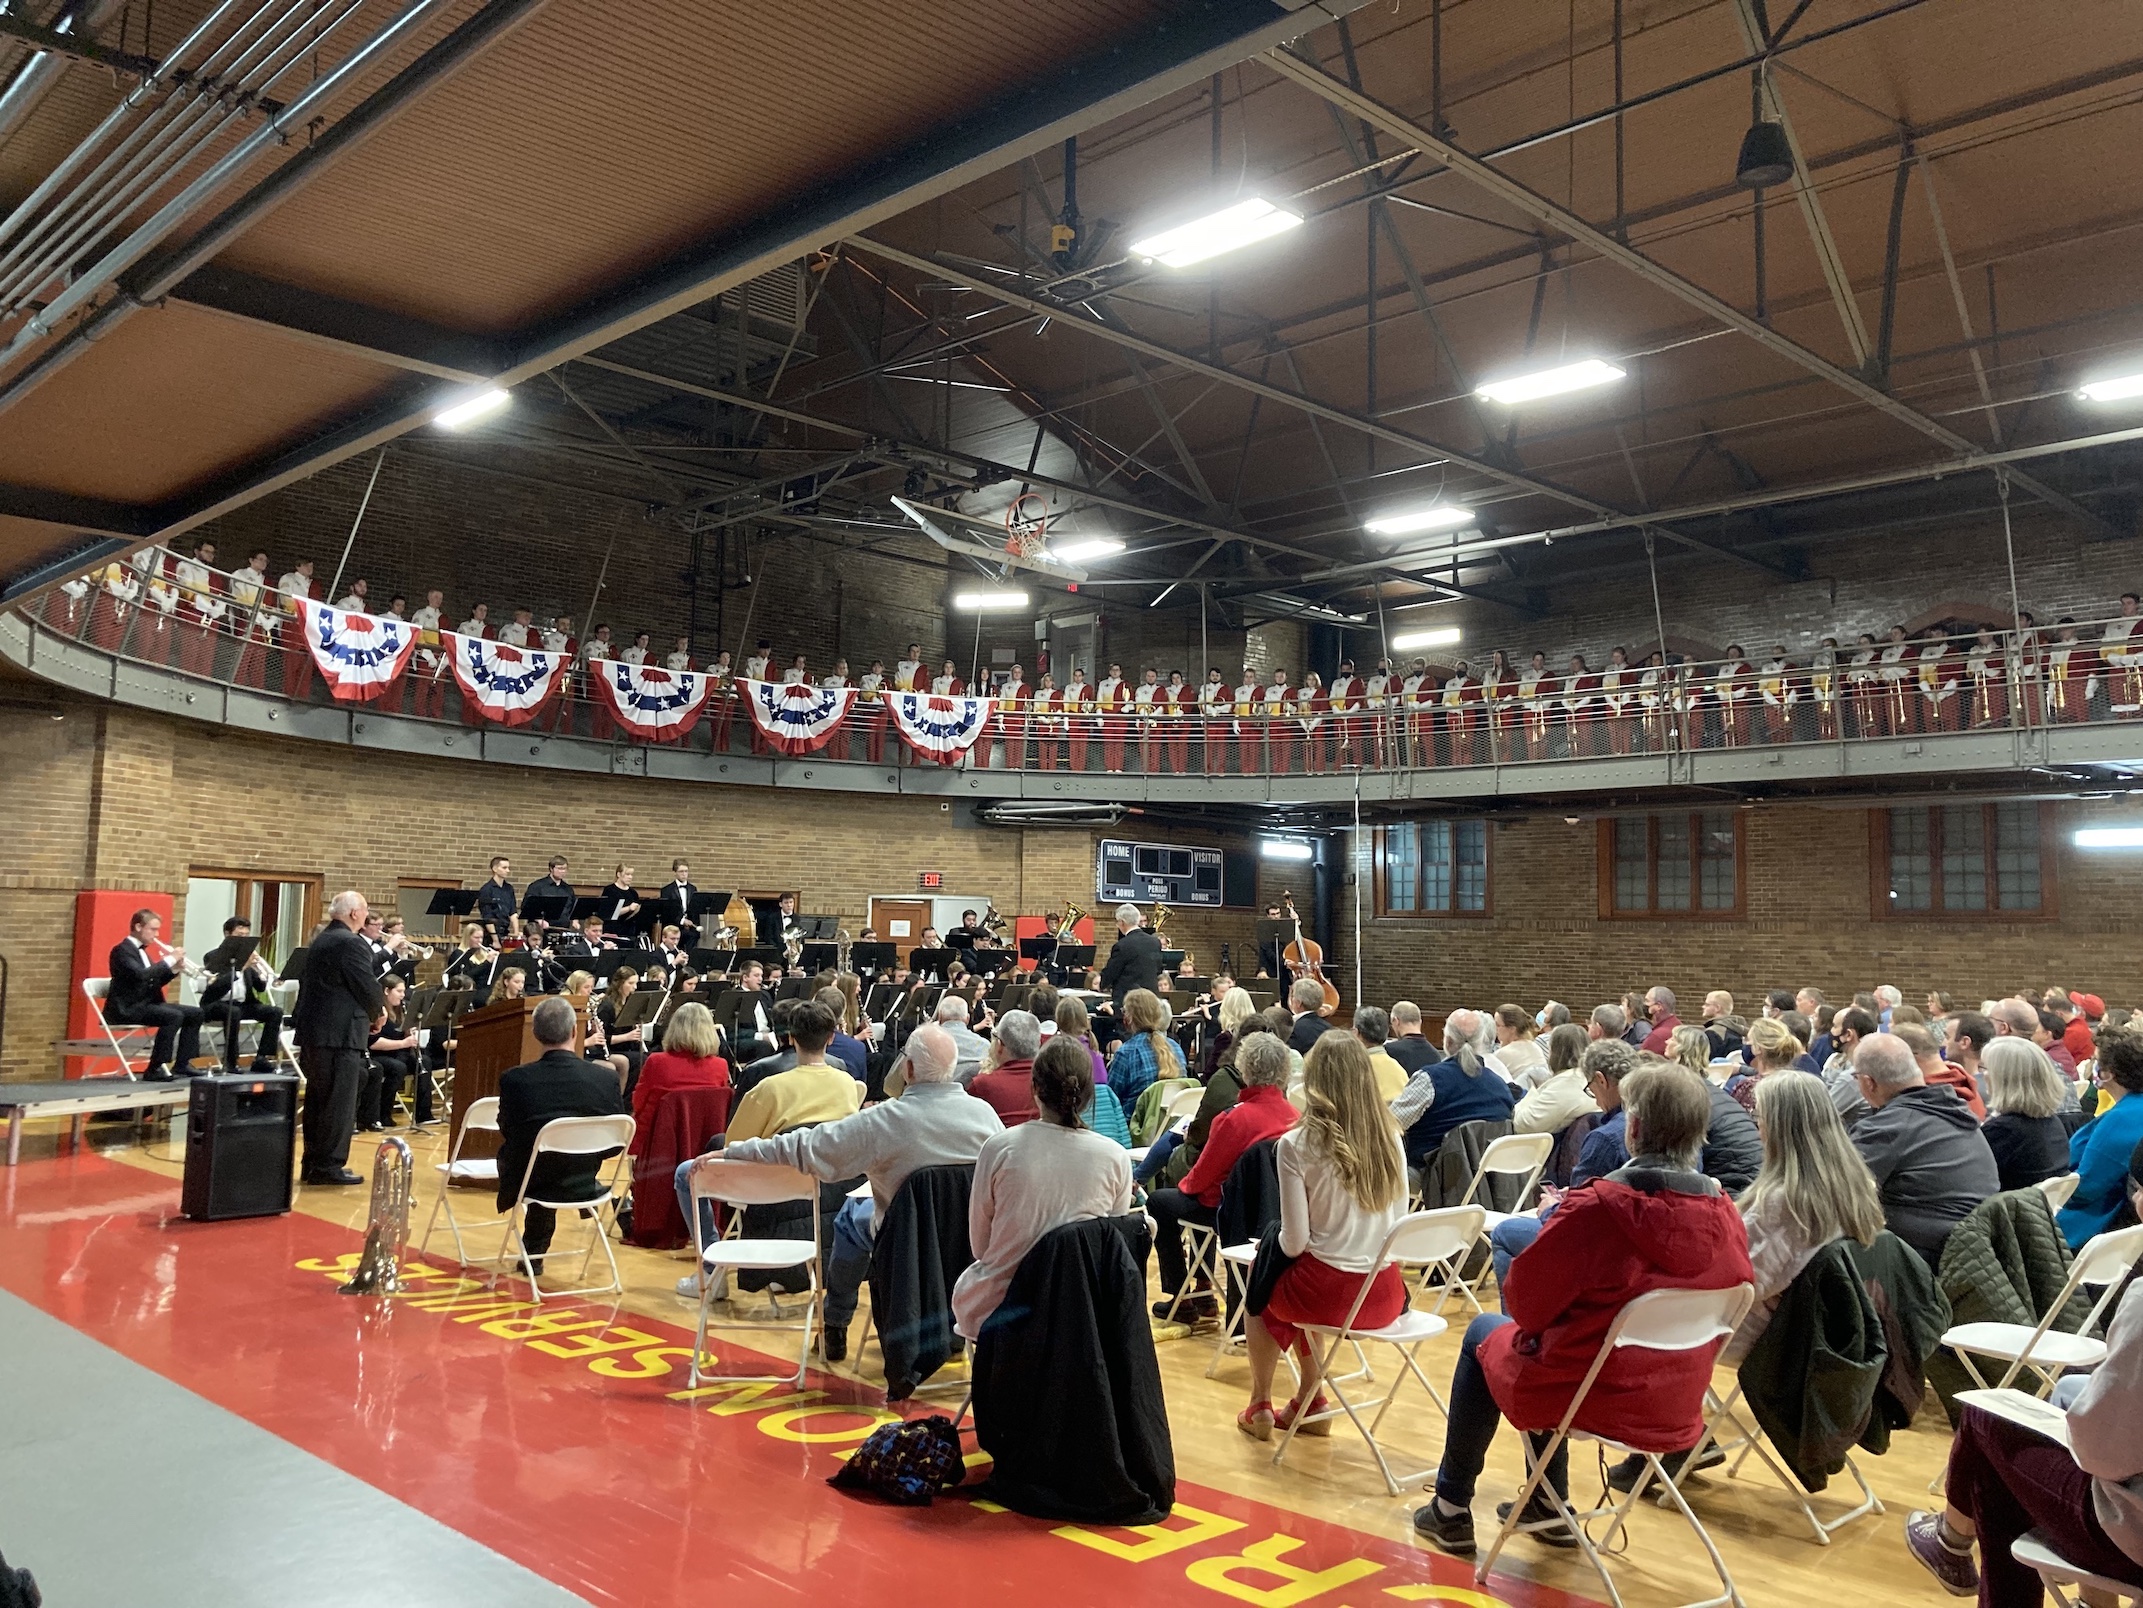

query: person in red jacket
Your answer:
[966,1009,1042,1125]
[1638,984,1682,1055]
[630,999,730,1134]
[1411,1062,1754,1556]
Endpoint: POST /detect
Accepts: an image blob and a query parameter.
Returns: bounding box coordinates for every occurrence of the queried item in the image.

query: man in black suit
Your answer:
[1098,903,1162,1013]
[105,909,203,1080]
[199,916,283,1074]
[496,996,629,1277]
[1287,975,1337,1054]
[658,858,700,949]
[293,889,387,1185]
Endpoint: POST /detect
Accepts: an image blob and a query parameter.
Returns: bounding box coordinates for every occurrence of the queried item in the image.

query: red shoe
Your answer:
[1237,1401,1275,1441]
[1276,1394,1333,1436]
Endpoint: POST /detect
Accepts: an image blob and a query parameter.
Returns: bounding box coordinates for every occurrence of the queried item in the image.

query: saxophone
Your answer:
[340,1137,414,1295]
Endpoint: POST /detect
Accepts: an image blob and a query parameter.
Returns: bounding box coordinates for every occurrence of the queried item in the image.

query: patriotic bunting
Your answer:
[295,597,418,704]
[447,633,564,726]
[884,689,994,766]
[590,659,710,741]
[739,678,856,756]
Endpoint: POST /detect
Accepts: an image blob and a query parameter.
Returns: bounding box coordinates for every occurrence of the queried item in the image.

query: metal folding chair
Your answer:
[498,1113,636,1303]
[1944,1222,2143,1394]
[416,1096,503,1265]
[2014,1532,2143,1606]
[76,979,156,1077]
[1475,1282,1757,1608]
[2036,1172,2081,1213]
[1673,1379,1883,1543]
[686,1156,825,1389]
[1434,1131,1555,1313]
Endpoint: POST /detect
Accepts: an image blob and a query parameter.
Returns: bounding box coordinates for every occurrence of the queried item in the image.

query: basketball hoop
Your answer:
[1004,493,1048,562]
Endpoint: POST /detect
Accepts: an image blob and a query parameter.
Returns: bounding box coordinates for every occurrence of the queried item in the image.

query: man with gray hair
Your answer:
[293,888,386,1185]
[1394,1006,1518,1176]
[1988,996,2040,1040]
[1850,1031,2000,1269]
[1588,1002,1628,1042]
[1639,984,1681,1054]
[724,1021,1003,1363]
[1288,975,1336,1054]
[1874,983,1902,1030]
[1098,902,1162,1015]
[1388,1000,1436,1072]
[932,993,989,1083]
[967,1008,1044,1125]
[1353,1004,1409,1101]
[494,995,628,1279]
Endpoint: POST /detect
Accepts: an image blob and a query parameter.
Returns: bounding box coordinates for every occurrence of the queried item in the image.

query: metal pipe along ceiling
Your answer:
[0,0,130,149]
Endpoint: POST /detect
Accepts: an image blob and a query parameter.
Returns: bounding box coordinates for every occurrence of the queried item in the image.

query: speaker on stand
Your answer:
[181,1074,298,1221]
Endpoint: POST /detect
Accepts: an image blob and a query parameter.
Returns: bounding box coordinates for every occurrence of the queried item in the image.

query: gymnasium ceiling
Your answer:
[2,0,2142,622]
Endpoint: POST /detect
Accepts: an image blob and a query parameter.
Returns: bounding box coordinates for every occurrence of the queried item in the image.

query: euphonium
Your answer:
[340,1137,414,1295]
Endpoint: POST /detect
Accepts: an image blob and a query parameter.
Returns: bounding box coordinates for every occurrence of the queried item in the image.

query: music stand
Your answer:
[613,989,663,1030]
[201,934,261,977]
[1254,920,1293,979]
[1053,944,1095,974]
[276,946,309,983]
[591,949,655,981]
[520,890,575,929]
[797,915,837,940]
[969,946,1016,978]
[731,947,784,974]
[1159,950,1186,974]
[798,941,839,975]
[1019,935,1057,961]
[425,889,479,936]
[776,976,815,1002]
[850,942,897,977]
[747,900,787,949]
[908,946,955,979]
[686,946,740,977]
[943,928,978,951]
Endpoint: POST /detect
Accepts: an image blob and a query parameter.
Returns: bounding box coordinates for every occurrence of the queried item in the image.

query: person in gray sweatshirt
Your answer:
[1847,1031,2000,1272]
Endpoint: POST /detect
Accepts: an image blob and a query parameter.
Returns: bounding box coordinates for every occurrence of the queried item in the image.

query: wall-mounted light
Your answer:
[2074,826,2143,848]
[1260,838,1314,861]
[1390,627,1462,651]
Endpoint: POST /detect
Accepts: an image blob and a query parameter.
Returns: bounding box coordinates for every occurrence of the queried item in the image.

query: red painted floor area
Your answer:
[0,1152,1601,1608]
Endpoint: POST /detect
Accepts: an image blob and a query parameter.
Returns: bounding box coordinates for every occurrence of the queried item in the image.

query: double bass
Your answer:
[1281,891,1338,1013]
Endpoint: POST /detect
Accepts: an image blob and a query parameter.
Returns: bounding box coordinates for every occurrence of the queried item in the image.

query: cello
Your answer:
[1281,891,1339,1013]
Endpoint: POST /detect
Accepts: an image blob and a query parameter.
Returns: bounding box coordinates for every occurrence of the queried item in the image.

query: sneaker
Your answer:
[1411,1497,1476,1557]
[1497,1495,1581,1549]
[1904,1511,1979,1597]
[675,1271,705,1299]
[1236,1401,1275,1441]
[1606,1443,1726,1493]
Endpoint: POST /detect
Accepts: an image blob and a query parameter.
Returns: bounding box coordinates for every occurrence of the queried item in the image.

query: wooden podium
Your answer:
[449,997,581,1160]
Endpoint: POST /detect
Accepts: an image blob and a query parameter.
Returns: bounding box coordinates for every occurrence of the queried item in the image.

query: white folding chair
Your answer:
[2037,1172,2082,1213]
[497,1114,635,1303]
[77,978,156,1077]
[1944,1222,2143,1394]
[1673,1379,1882,1544]
[1476,1282,1756,1608]
[1434,1131,1555,1313]
[2014,1532,2143,1606]
[416,1097,503,1265]
[1206,1241,1261,1375]
[686,1156,824,1389]
[1273,1206,1482,1495]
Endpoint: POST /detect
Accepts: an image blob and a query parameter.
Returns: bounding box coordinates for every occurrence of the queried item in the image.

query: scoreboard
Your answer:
[1096,838,1226,908]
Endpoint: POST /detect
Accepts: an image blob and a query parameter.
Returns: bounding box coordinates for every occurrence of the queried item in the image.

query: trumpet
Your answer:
[155,939,212,986]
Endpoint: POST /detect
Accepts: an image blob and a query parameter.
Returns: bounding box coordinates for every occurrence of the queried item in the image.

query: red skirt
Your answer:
[1261,1253,1407,1349]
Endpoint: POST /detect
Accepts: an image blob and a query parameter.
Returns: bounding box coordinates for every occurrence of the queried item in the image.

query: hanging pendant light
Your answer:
[1736,120,1794,188]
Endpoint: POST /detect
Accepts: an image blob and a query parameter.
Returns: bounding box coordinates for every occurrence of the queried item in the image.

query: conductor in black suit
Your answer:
[1098,903,1162,1012]
[293,889,387,1185]
[105,909,203,1080]
[495,996,629,1276]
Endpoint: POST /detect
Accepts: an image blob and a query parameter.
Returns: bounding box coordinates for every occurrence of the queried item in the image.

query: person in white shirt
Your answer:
[1095,662,1127,773]
[665,635,693,673]
[497,606,534,648]
[173,539,225,678]
[781,651,807,684]
[332,577,369,613]
[274,558,316,697]
[1512,1023,1603,1134]
[408,587,446,718]
[584,624,616,738]
[621,631,652,667]
[892,644,924,692]
[455,602,490,639]
[743,639,772,682]
[930,660,962,696]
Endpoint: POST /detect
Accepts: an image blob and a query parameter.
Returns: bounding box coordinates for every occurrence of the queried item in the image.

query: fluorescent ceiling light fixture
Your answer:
[2074,826,2143,848]
[1390,627,1462,651]
[2077,371,2143,403]
[1260,837,1315,860]
[1051,537,1126,563]
[1475,358,1626,406]
[1129,198,1302,268]
[952,588,1030,611]
[432,387,511,429]
[1364,504,1475,537]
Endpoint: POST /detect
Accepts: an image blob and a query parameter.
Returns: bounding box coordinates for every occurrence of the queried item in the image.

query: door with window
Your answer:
[182,870,322,1002]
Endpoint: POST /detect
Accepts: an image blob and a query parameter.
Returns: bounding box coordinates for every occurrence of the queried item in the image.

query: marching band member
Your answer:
[383,594,408,620]
[456,601,494,728]
[1966,626,2008,728]
[1601,646,1635,755]
[277,557,316,700]
[1919,630,1961,733]
[1231,666,1261,776]
[1639,650,1669,752]
[1364,657,1396,767]
[584,623,616,740]
[665,634,694,672]
[781,651,807,683]
[1202,667,1232,775]
[1713,644,1751,747]
[332,577,370,613]
[1165,669,1195,774]
[1133,667,1161,773]
[621,631,652,666]
[496,605,534,648]
[855,657,887,763]
[1064,664,1092,772]
[991,662,1028,769]
[1263,669,1294,775]
[1809,637,1840,741]
[892,642,924,692]
[540,611,579,733]
[2013,613,2043,726]
[445,921,502,994]
[83,555,136,654]
[1096,662,1128,773]
[1846,632,1880,737]
[227,550,273,688]
[2103,592,2142,715]
[1400,658,1433,768]
[742,638,774,754]
[1328,658,1365,767]
[1031,672,1062,769]
[1878,625,1913,736]
[1298,671,1329,772]
[1561,652,1596,757]
[406,589,447,719]
[930,658,964,696]
[704,646,734,752]
[173,539,225,679]
[820,658,851,692]
[1477,651,1508,763]
[1440,658,1474,767]
[2046,618,2089,724]
[1758,646,1795,744]
[1518,650,1550,760]
[140,548,179,666]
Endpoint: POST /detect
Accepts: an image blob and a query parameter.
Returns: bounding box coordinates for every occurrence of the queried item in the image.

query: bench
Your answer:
[1,1079,192,1165]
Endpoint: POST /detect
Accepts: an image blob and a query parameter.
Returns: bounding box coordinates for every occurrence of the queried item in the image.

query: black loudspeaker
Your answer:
[181,1074,298,1221]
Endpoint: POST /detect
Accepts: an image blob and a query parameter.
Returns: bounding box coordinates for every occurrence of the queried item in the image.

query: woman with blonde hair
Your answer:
[1108,986,1185,1111]
[1494,1004,1547,1088]
[631,999,729,1133]
[1055,995,1108,1085]
[1980,1035,2073,1191]
[1725,1016,1809,1116]
[1240,1033,1408,1441]
[1666,1023,1713,1079]
[562,970,630,1088]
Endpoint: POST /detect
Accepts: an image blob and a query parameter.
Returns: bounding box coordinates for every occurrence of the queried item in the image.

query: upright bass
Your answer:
[1281,891,1338,1013]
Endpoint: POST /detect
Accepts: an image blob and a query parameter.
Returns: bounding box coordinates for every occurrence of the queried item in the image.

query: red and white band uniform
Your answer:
[2102,609,2141,714]
[1400,666,1433,767]
[1327,668,1365,764]
[137,550,179,665]
[1601,654,1635,754]
[1095,672,1128,773]
[1918,640,1961,733]
[741,651,771,753]
[1032,678,1063,769]
[991,671,1027,769]
[277,568,315,699]
[1518,661,1549,759]
[1363,665,1394,766]
[1966,634,2008,728]
[1559,659,1596,757]
[1878,639,1912,735]
[1230,677,1261,774]
[1441,667,1474,767]
[173,550,225,678]
[226,562,272,688]
[1298,675,1329,772]
[496,615,533,649]
[2044,633,2089,724]
[1476,664,1507,761]
[1809,647,1840,741]
[1712,655,1750,746]
[1758,657,1795,744]
[853,667,885,762]
[1638,663,1667,751]
[929,669,963,696]
[1263,677,1294,774]
[1132,674,1161,772]
[1062,673,1092,772]
[84,559,137,654]
[538,619,578,732]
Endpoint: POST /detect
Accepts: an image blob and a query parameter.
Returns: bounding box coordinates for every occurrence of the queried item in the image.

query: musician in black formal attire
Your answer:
[653,925,687,972]
[364,974,430,1128]
[554,913,614,960]
[104,909,203,1081]
[293,889,388,1185]
[495,997,629,1277]
[520,855,576,928]
[444,920,501,994]
[719,958,777,1064]
[601,863,642,936]
[657,859,701,948]
[945,909,984,951]
[358,909,397,982]
[1098,902,1163,1010]
[475,855,517,940]
[199,916,283,1073]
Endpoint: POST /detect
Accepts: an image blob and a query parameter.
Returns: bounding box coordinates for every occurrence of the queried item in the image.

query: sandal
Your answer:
[1276,1394,1333,1436]
[1237,1400,1276,1441]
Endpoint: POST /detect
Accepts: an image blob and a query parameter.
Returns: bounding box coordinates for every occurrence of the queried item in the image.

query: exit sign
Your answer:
[918,871,945,890]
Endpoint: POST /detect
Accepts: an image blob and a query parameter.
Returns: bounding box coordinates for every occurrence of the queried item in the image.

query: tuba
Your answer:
[1055,901,1084,941]
[340,1137,414,1295]
[1150,902,1172,939]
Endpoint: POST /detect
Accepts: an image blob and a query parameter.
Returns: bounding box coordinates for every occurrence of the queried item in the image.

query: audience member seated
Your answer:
[1895,1021,1987,1120]
[953,1036,1134,1340]
[1493,1004,1548,1089]
[1353,1006,1410,1102]
[1386,1000,1437,1073]
[631,1000,729,1134]
[1822,1005,1880,1128]
[1906,1138,2143,1604]
[967,1009,1043,1126]
[731,998,801,1096]
[1108,988,1185,1113]
[1979,1036,2074,1193]
[1195,985,1255,1081]
[1724,1017,1813,1117]
[1587,1002,1628,1047]
[1238,1034,1409,1441]
[1411,1064,1755,1557]
[934,993,990,1084]
[816,986,869,1084]
[720,1022,1002,1362]
[1512,1023,1596,1136]
[495,996,630,1280]
[1393,1009,1518,1184]
[2058,1028,2143,1249]
[1941,1011,1995,1109]
[1702,990,1746,1060]
[1054,995,1109,1086]
[1148,1034,1296,1323]
[1490,1039,1637,1282]
[1286,977,1336,1054]
[1638,984,1682,1054]
[1156,1014,1278,1191]
[1848,1031,2000,1272]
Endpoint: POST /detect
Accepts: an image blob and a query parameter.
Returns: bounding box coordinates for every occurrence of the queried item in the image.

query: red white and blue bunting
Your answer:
[884,689,994,766]
[295,597,418,704]
[589,659,710,741]
[739,678,856,756]
[447,633,564,727]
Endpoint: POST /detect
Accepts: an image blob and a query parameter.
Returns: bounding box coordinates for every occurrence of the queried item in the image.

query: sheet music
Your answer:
[1955,1389,2071,1450]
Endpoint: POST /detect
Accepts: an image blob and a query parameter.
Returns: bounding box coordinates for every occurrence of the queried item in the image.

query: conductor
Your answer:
[293,889,387,1185]
[1098,902,1162,1012]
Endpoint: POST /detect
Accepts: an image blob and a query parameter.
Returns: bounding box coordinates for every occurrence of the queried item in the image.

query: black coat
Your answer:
[1702,1082,1764,1192]
[1982,1112,2073,1193]
[1289,1012,1336,1055]
[1737,1241,1886,1491]
[868,1164,975,1401]
[973,1215,1174,1525]
[292,924,385,1049]
[494,1049,629,1211]
[1098,927,1162,1008]
[106,938,177,1019]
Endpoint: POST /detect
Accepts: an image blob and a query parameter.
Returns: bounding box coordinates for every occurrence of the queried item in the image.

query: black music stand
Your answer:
[520,891,575,930]
[798,941,840,975]
[425,888,479,937]
[747,900,787,949]
[908,946,956,979]
[1159,949,1186,972]
[276,946,309,983]
[850,942,896,978]
[731,946,784,975]
[686,946,741,977]
[1254,920,1292,979]
[1053,943,1095,975]
[943,928,979,951]
[613,990,663,1030]
[968,945,1016,978]
[591,949,656,981]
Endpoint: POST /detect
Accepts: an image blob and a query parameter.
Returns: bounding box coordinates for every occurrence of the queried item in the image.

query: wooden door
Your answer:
[871,899,934,950]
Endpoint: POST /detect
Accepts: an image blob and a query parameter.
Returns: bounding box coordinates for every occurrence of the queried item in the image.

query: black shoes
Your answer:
[1606,1444,1725,1493]
[1411,1499,1476,1557]
[142,1067,175,1082]
[303,1167,363,1186]
[1152,1292,1217,1323]
[822,1325,849,1363]
[1496,1495,1581,1549]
